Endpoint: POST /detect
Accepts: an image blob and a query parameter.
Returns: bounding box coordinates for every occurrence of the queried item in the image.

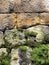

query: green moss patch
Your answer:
[0,54,11,65]
[31,44,49,65]
[19,46,28,51]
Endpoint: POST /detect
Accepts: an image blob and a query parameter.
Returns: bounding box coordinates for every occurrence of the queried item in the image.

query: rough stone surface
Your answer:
[40,13,49,24]
[0,13,17,30]
[0,48,7,56]
[0,0,49,65]
[0,13,49,30]
[10,60,20,65]
[0,13,39,30]
[0,0,49,12]
[27,25,49,43]
[0,0,9,13]
[11,48,20,65]
[11,48,20,60]
[4,29,26,46]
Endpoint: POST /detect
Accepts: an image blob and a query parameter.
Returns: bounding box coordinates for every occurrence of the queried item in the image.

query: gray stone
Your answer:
[19,46,32,65]
[40,13,49,24]
[10,0,49,12]
[0,13,39,30]
[27,25,49,43]
[11,48,20,60]
[10,60,20,65]
[4,29,26,46]
[0,48,7,56]
[0,0,49,12]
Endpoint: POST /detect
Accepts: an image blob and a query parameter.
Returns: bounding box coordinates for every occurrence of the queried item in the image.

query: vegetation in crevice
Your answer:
[19,45,28,51]
[0,53,11,65]
[0,26,49,65]
[31,44,49,65]
[24,31,37,39]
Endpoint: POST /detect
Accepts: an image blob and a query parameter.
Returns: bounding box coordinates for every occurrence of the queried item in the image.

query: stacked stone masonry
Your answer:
[0,0,49,65]
[0,0,49,13]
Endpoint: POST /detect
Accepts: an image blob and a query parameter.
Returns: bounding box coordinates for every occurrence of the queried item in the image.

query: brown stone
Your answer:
[0,13,17,30]
[0,0,9,13]
[0,13,49,30]
[40,13,49,24]
[0,13,39,30]
[11,0,49,12]
[0,0,49,13]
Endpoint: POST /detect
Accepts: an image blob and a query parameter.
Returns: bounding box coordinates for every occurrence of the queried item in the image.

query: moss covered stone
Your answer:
[4,29,26,47]
[0,53,10,65]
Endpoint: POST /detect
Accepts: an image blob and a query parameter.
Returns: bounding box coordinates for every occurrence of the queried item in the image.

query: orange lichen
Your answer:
[11,13,17,22]
[33,16,40,24]
[26,18,32,26]
[16,18,22,22]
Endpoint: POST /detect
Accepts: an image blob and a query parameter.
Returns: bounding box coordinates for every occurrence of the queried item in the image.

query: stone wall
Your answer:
[0,0,49,13]
[0,0,49,65]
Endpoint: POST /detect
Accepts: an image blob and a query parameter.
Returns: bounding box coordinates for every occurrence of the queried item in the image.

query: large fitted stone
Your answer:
[11,48,20,65]
[0,13,17,30]
[27,25,49,43]
[0,13,39,30]
[0,0,9,13]
[9,0,49,12]
[11,49,20,60]
[10,60,20,65]
[0,13,49,30]
[0,0,49,12]
[0,48,7,56]
[4,29,26,46]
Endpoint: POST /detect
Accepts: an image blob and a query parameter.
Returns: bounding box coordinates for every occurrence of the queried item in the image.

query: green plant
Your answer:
[17,28,24,31]
[0,54,11,65]
[44,34,49,43]
[31,44,49,65]
[19,46,28,51]
[26,39,42,47]
[24,31,37,39]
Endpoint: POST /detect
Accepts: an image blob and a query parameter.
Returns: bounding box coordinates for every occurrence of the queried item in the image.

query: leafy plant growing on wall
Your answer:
[31,44,49,65]
[0,53,11,65]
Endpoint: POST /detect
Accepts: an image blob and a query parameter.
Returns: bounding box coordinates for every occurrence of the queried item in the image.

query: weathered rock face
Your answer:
[0,48,7,56]
[4,29,26,46]
[0,0,9,13]
[0,0,49,12]
[0,25,48,65]
[10,46,32,65]
[0,13,49,30]
[40,13,49,24]
[11,48,20,65]
[27,25,49,43]
[0,13,39,30]
[0,0,49,65]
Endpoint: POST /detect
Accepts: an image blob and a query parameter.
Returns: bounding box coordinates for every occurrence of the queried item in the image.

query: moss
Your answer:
[44,35,49,43]
[31,44,49,65]
[0,53,11,65]
[28,31,37,36]
[19,46,28,51]
[17,28,24,32]
[24,31,37,39]
[26,40,42,47]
